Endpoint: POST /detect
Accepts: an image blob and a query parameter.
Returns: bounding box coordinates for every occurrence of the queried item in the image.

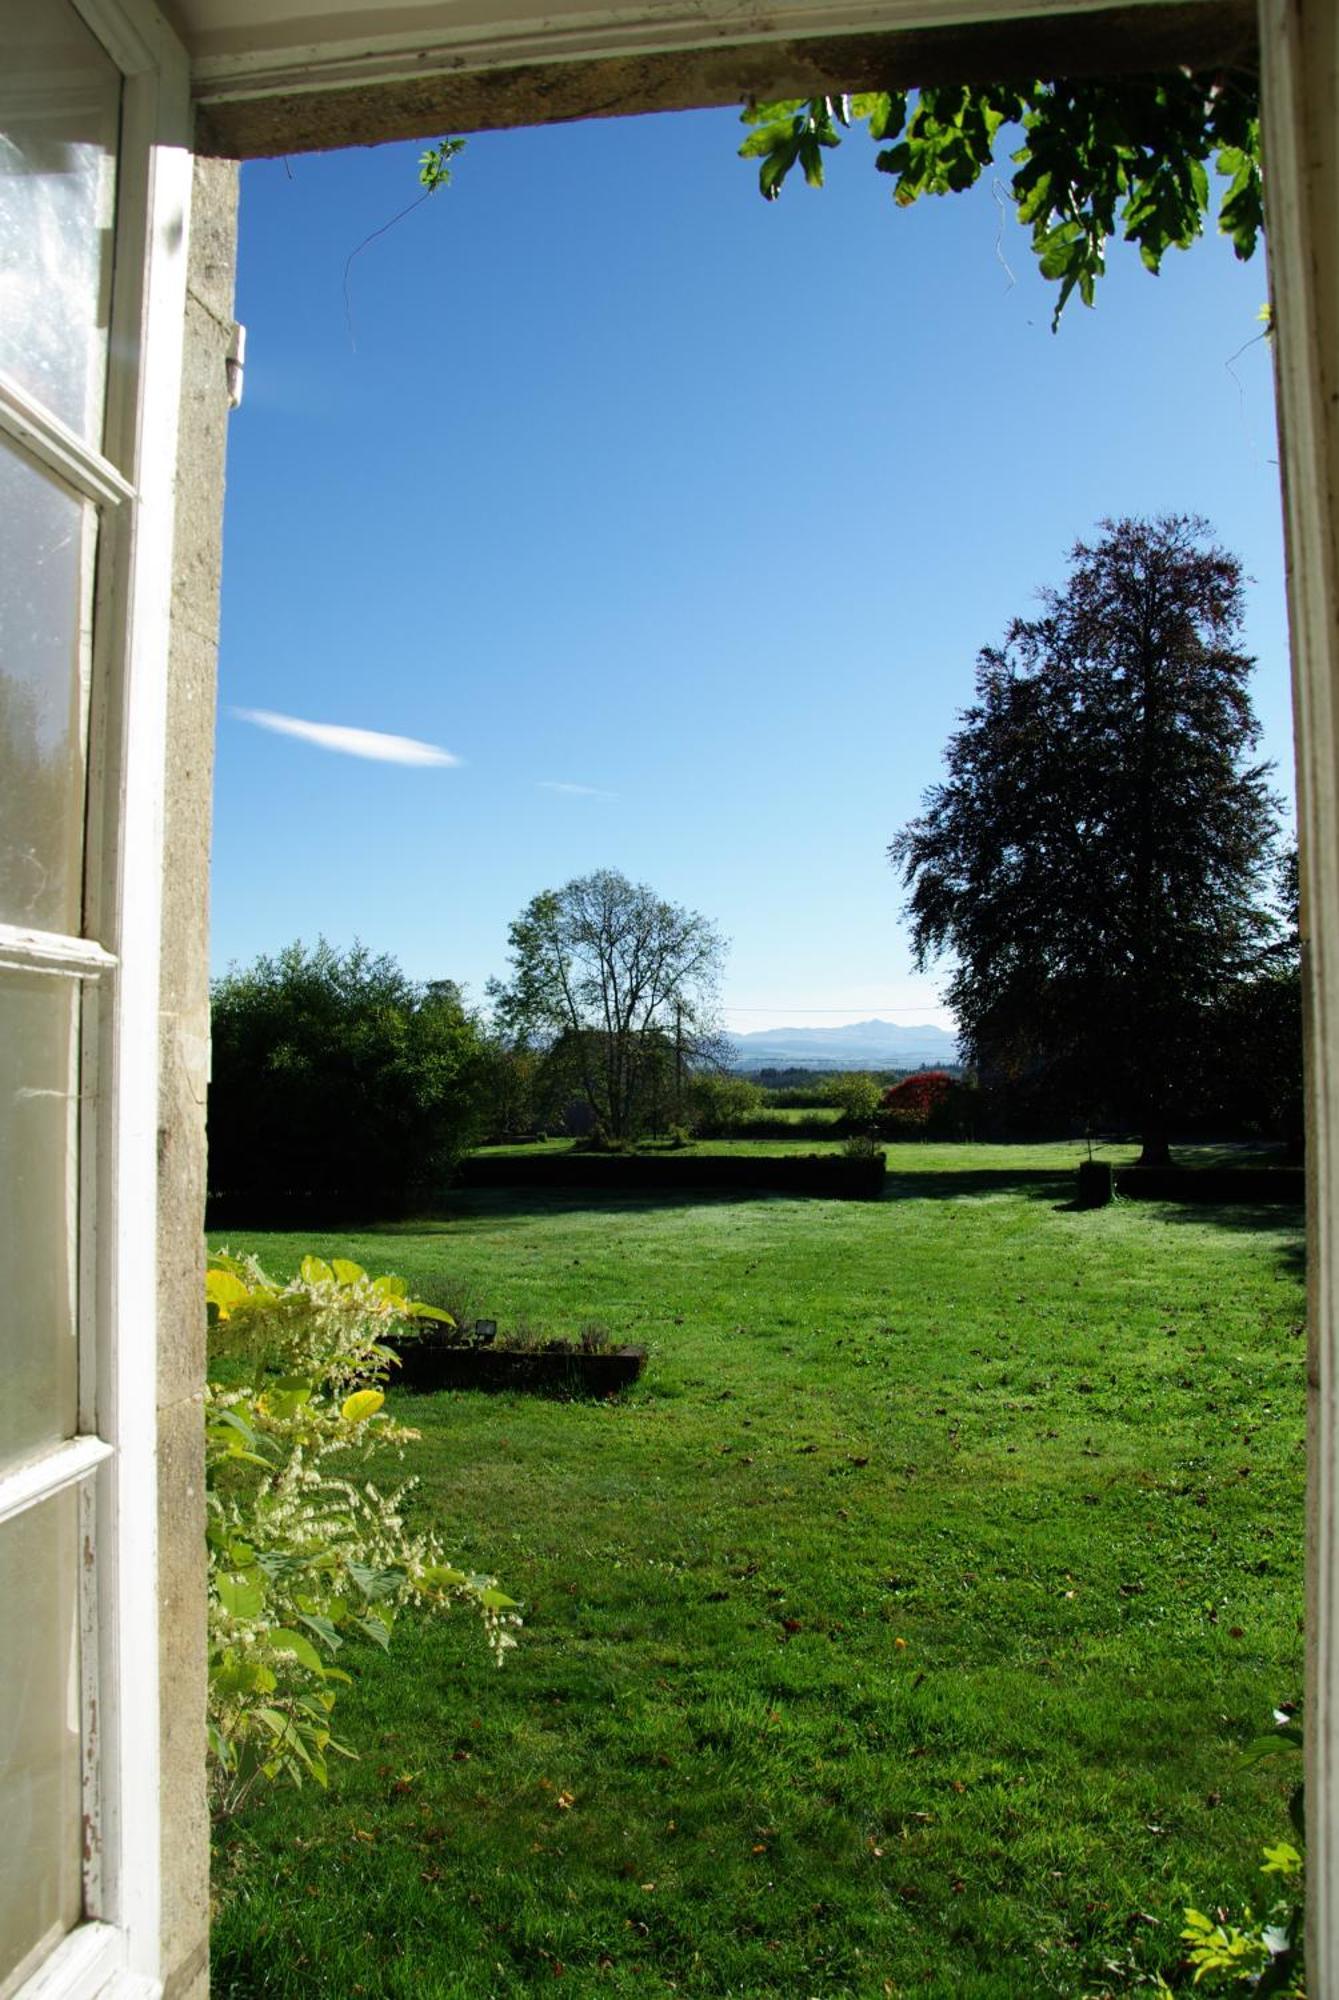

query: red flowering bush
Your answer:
[882,1070,953,1120]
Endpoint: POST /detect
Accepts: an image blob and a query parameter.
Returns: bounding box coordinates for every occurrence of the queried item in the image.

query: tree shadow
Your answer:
[385,1188,851,1229]
[1126,1196,1306,1278]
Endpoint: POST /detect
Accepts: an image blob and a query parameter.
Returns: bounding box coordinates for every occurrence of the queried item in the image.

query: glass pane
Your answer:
[0,972,79,1475]
[0,1488,82,1999]
[0,0,120,442]
[0,439,95,934]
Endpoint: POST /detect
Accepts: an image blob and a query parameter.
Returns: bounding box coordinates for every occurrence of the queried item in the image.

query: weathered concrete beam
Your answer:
[194,0,1255,159]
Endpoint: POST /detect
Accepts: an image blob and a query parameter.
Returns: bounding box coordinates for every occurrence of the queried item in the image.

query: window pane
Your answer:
[0,972,79,1475]
[0,439,95,934]
[0,0,120,443]
[0,1488,82,1999]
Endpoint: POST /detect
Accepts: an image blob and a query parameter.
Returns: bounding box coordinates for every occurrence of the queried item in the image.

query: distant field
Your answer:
[211,1152,1305,1999]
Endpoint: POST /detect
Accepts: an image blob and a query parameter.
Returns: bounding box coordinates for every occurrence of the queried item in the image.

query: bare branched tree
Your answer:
[489,870,727,1140]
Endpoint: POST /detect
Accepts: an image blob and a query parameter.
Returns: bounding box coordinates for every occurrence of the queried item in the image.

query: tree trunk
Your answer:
[1137,1126,1171,1167]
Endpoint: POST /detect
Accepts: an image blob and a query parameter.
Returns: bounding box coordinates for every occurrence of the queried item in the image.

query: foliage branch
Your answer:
[1153,1706,1304,1993]
[206,1250,519,1814]
[739,74,1262,327]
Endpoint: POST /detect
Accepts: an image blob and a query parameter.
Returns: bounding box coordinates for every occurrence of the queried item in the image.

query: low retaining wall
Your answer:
[387,1338,646,1397]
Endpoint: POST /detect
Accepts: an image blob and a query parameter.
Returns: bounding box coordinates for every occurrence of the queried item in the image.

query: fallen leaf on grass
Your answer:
[556,1791,575,1810]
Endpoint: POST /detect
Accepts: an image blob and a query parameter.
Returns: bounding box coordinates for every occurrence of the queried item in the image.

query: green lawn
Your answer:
[210,1155,1305,1999]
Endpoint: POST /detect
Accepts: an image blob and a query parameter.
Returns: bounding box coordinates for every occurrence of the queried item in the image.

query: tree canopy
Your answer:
[739,72,1261,327]
[209,939,490,1216]
[890,515,1282,1158]
[489,869,727,1141]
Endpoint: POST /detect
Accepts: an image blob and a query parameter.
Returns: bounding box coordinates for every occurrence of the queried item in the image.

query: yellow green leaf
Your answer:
[341,1389,385,1425]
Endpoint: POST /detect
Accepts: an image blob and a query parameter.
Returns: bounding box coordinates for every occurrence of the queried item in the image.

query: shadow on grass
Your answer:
[220,1176,1307,1263]
[1133,1197,1307,1276]
[385,1189,836,1228]
[385,1173,1081,1226]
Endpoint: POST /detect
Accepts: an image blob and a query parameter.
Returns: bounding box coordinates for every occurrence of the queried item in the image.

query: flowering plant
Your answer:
[206,1251,519,1813]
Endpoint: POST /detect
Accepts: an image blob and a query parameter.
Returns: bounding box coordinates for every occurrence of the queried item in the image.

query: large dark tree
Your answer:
[890,516,1282,1162]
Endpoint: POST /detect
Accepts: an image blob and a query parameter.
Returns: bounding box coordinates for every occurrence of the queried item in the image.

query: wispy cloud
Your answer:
[539,780,618,801]
[233,708,460,767]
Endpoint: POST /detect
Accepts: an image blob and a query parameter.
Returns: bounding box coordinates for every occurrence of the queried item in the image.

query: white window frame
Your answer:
[0,2,190,1995]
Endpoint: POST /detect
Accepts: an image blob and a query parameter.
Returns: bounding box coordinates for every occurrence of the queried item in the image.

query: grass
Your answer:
[210,1152,1305,1999]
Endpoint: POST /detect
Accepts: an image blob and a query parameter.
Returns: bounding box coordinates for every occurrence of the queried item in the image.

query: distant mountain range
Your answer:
[729,1018,960,1072]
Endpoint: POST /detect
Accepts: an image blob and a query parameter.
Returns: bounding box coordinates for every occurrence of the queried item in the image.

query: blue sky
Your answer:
[214,105,1290,1034]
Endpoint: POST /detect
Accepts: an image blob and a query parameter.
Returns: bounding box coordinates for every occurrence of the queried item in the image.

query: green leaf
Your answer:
[216,1571,266,1620]
[407,1303,455,1326]
[740,98,805,127]
[799,136,825,189]
[300,1255,333,1286]
[341,1389,385,1425]
[206,1269,252,1316]
[269,1628,326,1675]
[759,139,800,202]
[354,1613,393,1650]
[261,1384,313,1420]
[480,1586,521,1612]
[297,1612,344,1652]
[331,1258,365,1284]
[739,122,798,161]
[1037,219,1085,281]
[422,1564,470,1590]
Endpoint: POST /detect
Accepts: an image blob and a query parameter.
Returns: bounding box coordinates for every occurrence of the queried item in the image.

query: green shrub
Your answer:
[841,1130,884,1162]
[205,1251,519,1814]
[823,1072,883,1124]
[209,943,492,1218]
[685,1073,765,1134]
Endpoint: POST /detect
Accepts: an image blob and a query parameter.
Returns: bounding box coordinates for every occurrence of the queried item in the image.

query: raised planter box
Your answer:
[1076,1159,1114,1208]
[387,1334,647,1397]
[459,1151,885,1200]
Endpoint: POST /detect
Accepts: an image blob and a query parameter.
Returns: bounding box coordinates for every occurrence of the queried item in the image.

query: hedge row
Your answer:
[457,1151,886,1200]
